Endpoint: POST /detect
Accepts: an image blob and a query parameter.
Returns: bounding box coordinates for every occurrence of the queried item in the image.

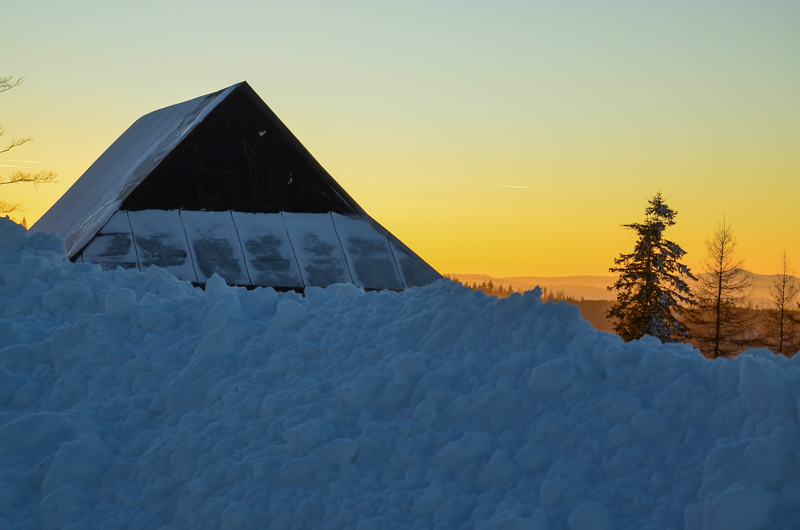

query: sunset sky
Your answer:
[2,1,798,277]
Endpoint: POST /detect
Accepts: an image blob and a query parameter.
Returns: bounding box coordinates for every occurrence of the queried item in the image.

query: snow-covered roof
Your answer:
[33,84,237,258]
[79,210,433,289]
[31,82,441,288]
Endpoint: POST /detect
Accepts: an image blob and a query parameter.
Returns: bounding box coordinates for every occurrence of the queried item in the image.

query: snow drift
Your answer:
[0,217,799,530]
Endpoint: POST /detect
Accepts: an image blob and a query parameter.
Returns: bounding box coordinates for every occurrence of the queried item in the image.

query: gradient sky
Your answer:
[2,1,798,277]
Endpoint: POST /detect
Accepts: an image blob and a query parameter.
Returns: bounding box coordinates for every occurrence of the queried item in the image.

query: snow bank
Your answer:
[1,217,799,530]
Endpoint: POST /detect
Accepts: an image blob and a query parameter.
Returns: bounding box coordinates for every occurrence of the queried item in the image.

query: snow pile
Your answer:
[1,217,799,530]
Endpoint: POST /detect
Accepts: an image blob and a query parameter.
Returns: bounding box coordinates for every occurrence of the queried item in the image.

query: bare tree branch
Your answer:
[0,74,24,93]
[1,65,57,208]
[0,124,34,154]
[687,218,757,358]
[0,199,24,214]
[0,169,58,188]
[764,251,800,356]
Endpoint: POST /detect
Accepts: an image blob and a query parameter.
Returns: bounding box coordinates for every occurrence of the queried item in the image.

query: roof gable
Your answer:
[32,82,440,289]
[33,84,237,257]
[120,85,362,216]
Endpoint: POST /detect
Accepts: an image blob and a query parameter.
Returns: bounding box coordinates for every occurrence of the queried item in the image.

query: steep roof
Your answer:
[32,82,440,288]
[34,82,360,255]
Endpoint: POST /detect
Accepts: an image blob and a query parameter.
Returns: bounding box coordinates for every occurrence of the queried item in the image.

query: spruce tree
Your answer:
[608,192,696,342]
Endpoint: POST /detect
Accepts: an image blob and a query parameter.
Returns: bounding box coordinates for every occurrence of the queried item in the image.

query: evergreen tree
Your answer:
[608,192,696,342]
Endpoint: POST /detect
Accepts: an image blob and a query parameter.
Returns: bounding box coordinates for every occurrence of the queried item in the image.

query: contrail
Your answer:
[4,159,44,164]
[495,185,528,189]
[0,164,26,168]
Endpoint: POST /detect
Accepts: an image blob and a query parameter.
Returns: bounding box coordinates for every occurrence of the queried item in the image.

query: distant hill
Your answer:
[450,274,616,300]
[448,272,798,307]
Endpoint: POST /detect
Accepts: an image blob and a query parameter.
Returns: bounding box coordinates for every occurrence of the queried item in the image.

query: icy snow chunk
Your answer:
[41,435,113,494]
[378,373,415,408]
[0,322,21,348]
[743,438,797,490]
[39,484,86,515]
[738,355,786,415]
[705,487,774,530]
[182,210,249,286]
[385,352,427,378]
[432,431,492,469]
[568,501,613,530]
[513,444,551,473]
[607,424,635,446]
[12,381,40,408]
[119,358,151,383]
[608,391,642,423]
[477,451,518,492]
[271,300,308,332]
[780,479,800,507]
[104,287,137,317]
[202,292,244,331]
[540,478,570,507]
[215,313,267,342]
[0,481,16,509]
[476,515,541,530]
[220,502,252,528]
[129,210,197,283]
[232,211,304,289]
[310,439,359,466]
[279,456,327,483]
[0,217,27,250]
[122,409,150,434]
[136,305,175,333]
[413,483,444,516]
[605,447,641,476]
[528,358,576,398]
[631,410,668,437]
[127,430,159,458]
[194,331,235,358]
[283,212,352,287]
[282,420,336,452]
[154,332,235,415]
[0,366,25,405]
[331,213,403,290]
[42,280,96,314]
[337,372,385,408]
[0,412,74,460]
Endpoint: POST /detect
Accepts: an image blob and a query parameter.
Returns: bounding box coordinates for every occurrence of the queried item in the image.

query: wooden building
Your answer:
[32,82,440,291]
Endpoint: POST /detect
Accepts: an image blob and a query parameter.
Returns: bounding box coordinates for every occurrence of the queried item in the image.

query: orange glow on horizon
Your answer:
[2,2,798,278]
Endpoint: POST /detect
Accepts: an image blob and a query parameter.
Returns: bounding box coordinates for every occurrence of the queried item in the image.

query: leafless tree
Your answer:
[687,219,756,358]
[763,251,800,356]
[0,69,57,214]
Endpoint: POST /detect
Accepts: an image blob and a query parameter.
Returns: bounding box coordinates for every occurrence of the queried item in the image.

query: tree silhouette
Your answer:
[688,219,755,358]
[607,192,696,342]
[763,251,800,356]
[1,69,57,214]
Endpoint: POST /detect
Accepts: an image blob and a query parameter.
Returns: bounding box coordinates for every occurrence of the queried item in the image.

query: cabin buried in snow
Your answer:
[32,82,440,291]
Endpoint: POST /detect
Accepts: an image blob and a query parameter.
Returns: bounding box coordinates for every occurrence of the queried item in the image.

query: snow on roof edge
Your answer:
[32,83,242,258]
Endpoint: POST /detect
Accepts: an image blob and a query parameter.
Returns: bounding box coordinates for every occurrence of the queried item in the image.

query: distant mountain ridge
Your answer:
[449,272,798,305]
[449,274,615,300]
